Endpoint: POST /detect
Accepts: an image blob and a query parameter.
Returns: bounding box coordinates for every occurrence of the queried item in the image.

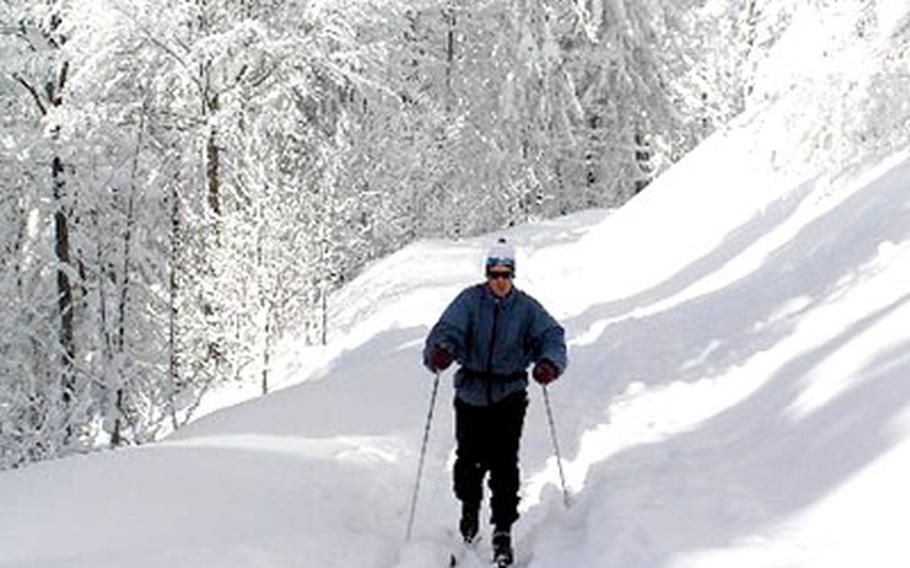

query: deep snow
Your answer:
[2,137,909,567]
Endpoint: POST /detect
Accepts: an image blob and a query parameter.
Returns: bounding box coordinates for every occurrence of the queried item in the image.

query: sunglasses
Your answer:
[487,270,514,280]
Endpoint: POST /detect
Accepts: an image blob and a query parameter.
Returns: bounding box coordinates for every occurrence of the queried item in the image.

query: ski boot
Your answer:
[492,529,513,567]
[459,501,480,544]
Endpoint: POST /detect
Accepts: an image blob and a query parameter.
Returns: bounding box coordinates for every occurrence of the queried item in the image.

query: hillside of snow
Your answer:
[2,3,910,567]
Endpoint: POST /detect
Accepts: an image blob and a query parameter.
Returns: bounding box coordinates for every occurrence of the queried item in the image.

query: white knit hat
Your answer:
[485,238,516,274]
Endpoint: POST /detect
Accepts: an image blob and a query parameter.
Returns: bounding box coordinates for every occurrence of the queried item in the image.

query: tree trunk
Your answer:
[205,68,222,229]
[13,193,26,294]
[53,154,76,411]
[634,129,653,195]
[112,119,143,447]
[168,176,182,432]
[113,189,136,442]
[256,228,271,395]
[203,91,225,370]
[261,307,271,395]
[14,17,76,445]
[49,60,76,436]
[321,282,328,346]
[444,6,456,114]
[206,103,221,221]
[743,0,761,100]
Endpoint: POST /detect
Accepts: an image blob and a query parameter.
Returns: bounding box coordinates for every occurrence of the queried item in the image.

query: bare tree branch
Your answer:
[11,73,47,115]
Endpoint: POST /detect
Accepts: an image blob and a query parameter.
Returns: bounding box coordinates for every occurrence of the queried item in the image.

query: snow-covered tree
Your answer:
[6,0,903,469]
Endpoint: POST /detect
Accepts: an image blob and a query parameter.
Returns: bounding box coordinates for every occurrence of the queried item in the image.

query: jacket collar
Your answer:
[482,283,517,305]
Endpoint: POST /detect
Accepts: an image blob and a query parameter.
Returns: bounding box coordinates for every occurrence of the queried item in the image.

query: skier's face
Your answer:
[486,266,514,298]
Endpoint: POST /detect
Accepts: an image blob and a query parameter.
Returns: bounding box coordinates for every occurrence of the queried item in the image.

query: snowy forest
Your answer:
[1,0,906,470]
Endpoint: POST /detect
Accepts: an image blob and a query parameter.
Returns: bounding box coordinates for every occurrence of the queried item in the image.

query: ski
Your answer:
[448,537,526,567]
[449,535,482,567]
[491,531,514,567]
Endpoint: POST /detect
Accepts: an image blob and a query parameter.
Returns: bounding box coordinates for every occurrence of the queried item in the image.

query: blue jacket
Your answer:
[424,284,568,406]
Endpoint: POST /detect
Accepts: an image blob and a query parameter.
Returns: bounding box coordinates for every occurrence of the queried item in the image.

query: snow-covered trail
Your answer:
[0,211,607,568]
[3,138,910,567]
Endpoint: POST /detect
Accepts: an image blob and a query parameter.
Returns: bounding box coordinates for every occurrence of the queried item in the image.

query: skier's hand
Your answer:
[430,346,454,372]
[532,359,558,385]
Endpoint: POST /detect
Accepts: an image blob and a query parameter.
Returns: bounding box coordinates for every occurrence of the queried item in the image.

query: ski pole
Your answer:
[406,369,442,541]
[542,384,572,510]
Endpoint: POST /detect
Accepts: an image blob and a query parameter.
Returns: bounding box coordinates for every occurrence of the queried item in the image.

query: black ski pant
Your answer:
[453,391,528,531]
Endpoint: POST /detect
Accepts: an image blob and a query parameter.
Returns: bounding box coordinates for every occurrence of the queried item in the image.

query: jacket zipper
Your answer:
[485,299,501,405]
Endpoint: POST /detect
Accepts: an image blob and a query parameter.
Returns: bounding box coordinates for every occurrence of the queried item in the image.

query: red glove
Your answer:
[532,360,558,385]
[430,347,454,372]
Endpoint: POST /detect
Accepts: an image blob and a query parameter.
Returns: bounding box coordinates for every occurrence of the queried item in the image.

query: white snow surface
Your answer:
[4,146,910,568]
[4,14,910,568]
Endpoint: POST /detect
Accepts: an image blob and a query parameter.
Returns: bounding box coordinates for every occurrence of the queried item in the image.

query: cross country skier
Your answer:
[423,238,568,567]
